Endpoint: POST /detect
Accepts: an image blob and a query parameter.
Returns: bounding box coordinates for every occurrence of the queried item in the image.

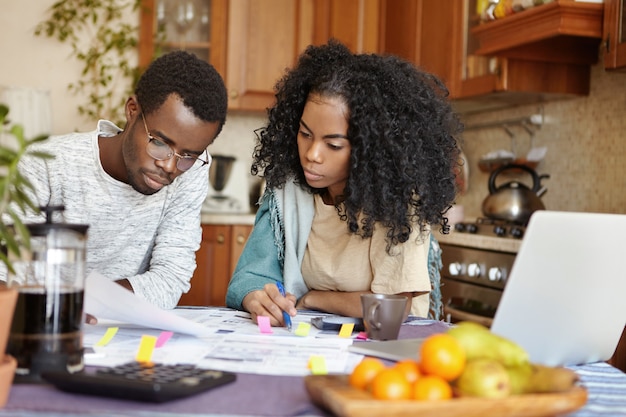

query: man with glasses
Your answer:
[1,51,228,314]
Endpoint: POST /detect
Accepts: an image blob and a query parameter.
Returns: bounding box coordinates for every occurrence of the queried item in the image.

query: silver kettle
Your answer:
[481,164,549,225]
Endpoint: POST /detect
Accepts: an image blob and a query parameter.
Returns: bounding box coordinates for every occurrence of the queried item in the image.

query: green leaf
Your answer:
[8,211,32,251]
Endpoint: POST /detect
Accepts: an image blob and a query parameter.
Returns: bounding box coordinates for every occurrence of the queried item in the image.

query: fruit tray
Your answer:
[305,374,587,417]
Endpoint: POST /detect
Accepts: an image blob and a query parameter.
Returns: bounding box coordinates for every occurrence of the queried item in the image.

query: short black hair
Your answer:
[135,50,228,135]
[254,40,463,250]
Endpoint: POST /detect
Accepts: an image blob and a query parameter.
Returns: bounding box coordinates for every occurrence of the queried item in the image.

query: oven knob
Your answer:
[467,263,482,277]
[448,262,463,275]
[510,227,524,239]
[454,223,466,232]
[488,267,504,281]
[493,225,507,237]
[466,224,478,234]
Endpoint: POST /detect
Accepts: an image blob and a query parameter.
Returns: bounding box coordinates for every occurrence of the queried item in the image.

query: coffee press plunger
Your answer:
[6,205,89,383]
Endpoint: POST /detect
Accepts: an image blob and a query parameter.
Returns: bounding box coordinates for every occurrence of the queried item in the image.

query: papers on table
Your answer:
[83,309,363,376]
[82,273,363,376]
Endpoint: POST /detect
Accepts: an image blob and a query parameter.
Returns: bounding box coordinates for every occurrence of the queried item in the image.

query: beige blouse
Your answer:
[301,194,432,317]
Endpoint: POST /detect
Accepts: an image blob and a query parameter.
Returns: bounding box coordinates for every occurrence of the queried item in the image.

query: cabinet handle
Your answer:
[217,234,226,244]
[229,89,239,99]
[236,235,245,244]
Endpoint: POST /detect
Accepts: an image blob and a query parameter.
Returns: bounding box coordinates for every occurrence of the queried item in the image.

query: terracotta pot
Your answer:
[0,355,16,407]
[0,287,17,355]
[0,287,17,408]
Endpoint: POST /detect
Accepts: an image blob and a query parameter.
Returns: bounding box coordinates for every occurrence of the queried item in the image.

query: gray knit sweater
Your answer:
[0,120,208,309]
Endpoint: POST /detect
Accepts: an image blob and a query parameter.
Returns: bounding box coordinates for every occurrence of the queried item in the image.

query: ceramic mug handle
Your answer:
[366,301,382,330]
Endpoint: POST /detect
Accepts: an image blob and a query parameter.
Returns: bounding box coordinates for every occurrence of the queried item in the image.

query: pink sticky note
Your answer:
[257,316,273,334]
[356,331,368,340]
[156,331,173,348]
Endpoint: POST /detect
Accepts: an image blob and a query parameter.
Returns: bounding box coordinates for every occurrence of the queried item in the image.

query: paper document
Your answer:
[84,271,212,337]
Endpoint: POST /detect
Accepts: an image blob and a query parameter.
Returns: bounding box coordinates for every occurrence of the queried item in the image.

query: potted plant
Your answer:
[0,104,50,406]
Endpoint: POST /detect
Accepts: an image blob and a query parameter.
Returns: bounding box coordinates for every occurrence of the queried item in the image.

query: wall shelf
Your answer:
[471,0,604,65]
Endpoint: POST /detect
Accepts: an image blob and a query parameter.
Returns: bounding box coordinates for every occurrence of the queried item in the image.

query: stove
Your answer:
[437,218,523,327]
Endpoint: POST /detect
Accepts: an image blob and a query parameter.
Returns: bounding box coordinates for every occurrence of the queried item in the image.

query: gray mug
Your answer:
[361,294,409,340]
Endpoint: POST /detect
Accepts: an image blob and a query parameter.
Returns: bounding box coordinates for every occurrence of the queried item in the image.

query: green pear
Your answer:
[447,321,529,367]
[505,362,534,395]
[455,358,511,398]
[506,363,579,394]
[528,364,578,393]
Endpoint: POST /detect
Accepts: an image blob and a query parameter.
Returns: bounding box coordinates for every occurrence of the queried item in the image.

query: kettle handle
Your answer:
[488,164,542,194]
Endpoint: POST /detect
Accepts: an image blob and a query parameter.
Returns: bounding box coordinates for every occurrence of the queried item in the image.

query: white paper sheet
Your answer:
[83,271,213,337]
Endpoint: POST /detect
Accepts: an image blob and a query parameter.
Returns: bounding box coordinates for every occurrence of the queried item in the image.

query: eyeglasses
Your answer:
[140,112,210,171]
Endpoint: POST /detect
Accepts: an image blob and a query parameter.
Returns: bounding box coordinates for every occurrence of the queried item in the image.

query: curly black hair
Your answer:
[253,40,463,251]
[135,50,228,135]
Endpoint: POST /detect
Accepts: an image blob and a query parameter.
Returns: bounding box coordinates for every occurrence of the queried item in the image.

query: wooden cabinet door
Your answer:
[178,224,231,307]
[603,0,626,70]
[229,225,253,274]
[178,224,252,307]
[224,0,314,110]
[312,0,382,53]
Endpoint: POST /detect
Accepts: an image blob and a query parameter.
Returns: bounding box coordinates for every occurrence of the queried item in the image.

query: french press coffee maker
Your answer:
[6,205,89,383]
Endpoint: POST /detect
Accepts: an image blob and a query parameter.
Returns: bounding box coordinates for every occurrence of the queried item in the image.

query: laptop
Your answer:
[349,211,626,366]
[490,210,626,366]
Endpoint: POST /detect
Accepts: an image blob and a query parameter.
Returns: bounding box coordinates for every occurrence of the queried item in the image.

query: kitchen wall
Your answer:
[456,64,626,220]
[3,0,625,218]
[0,0,267,203]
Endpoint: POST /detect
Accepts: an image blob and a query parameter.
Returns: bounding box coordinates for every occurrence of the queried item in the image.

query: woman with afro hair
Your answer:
[226,40,463,327]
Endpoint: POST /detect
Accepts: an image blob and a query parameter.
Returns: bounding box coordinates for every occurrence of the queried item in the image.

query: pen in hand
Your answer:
[275,282,292,331]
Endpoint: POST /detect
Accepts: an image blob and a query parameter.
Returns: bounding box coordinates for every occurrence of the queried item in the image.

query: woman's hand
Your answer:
[242,283,297,327]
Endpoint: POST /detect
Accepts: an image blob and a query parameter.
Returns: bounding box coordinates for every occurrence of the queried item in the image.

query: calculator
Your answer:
[41,361,237,403]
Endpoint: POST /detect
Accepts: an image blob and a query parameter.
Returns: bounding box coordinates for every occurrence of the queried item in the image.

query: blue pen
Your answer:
[275,282,292,331]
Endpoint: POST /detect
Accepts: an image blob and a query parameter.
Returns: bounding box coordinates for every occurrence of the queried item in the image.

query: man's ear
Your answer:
[125,96,140,122]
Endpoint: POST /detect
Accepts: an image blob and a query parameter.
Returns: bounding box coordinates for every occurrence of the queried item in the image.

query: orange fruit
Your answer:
[419,333,466,381]
[369,368,412,400]
[349,357,386,390]
[393,359,421,384]
[412,375,453,401]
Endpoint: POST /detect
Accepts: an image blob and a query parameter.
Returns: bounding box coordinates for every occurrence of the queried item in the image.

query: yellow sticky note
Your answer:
[135,335,157,363]
[339,323,355,338]
[295,322,311,337]
[95,327,119,347]
[308,355,328,375]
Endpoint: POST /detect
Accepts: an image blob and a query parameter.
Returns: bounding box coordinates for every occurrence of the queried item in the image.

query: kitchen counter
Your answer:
[200,212,256,226]
[197,215,523,251]
[435,230,522,254]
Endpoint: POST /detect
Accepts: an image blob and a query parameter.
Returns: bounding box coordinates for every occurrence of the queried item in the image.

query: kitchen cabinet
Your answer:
[178,223,252,307]
[311,0,382,54]
[139,0,382,112]
[382,0,604,114]
[138,0,227,73]
[223,0,311,110]
[603,0,626,70]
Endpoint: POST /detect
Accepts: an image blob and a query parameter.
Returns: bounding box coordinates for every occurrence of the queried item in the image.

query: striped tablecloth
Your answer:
[569,362,626,416]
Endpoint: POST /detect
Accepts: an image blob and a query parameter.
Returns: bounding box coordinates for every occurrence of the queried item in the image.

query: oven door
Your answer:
[441,278,502,328]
